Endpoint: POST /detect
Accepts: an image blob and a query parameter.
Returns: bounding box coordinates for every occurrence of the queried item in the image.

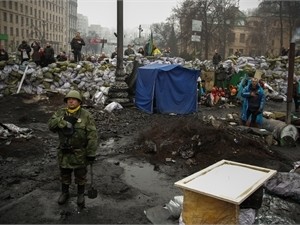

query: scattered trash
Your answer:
[104,101,123,113]
[0,123,33,141]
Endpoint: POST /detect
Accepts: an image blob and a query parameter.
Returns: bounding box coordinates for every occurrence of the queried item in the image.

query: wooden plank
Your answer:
[182,189,239,225]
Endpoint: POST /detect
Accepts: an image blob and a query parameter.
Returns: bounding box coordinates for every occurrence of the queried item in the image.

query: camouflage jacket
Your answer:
[48,107,98,168]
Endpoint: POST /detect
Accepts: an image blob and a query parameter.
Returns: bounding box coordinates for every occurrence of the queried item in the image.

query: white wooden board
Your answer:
[175,160,277,205]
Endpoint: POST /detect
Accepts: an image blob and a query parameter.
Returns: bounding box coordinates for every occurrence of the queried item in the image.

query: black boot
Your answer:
[77,185,85,207]
[58,183,69,205]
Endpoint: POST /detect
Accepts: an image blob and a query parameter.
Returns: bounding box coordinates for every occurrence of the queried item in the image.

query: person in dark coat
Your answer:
[31,41,41,65]
[44,42,56,66]
[212,49,222,70]
[56,51,68,61]
[0,45,9,61]
[215,64,227,89]
[70,32,85,62]
[18,40,31,64]
[137,47,145,56]
[124,44,135,56]
[111,47,117,59]
[38,48,47,67]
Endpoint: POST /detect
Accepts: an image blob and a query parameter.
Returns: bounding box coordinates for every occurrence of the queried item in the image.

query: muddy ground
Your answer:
[0,93,300,224]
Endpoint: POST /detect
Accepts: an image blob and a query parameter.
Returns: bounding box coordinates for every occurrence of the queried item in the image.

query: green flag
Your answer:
[146,31,153,56]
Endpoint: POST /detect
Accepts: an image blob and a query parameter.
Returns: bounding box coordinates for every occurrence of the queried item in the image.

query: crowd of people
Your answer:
[16,40,67,67]
[0,32,85,67]
[0,31,172,66]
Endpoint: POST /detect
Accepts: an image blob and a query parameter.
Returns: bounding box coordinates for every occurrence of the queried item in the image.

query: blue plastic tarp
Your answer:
[135,64,200,114]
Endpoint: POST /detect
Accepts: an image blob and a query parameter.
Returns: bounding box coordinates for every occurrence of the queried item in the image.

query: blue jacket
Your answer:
[241,80,266,125]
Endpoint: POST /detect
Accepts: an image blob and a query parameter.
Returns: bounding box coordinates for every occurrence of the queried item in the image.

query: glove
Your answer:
[58,119,67,128]
[86,156,96,164]
[64,116,78,125]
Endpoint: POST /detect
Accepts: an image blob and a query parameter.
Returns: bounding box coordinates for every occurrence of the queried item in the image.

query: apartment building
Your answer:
[226,14,291,58]
[0,0,78,54]
[77,13,88,36]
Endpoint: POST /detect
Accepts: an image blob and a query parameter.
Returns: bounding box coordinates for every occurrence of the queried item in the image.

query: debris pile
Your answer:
[0,55,300,105]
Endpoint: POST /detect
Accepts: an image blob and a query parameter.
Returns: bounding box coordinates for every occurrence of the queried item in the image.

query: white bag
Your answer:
[22,51,29,59]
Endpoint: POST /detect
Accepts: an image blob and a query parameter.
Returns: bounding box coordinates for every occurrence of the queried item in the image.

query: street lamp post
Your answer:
[138,25,143,38]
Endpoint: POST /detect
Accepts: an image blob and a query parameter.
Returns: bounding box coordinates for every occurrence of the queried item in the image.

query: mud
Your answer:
[0,93,299,224]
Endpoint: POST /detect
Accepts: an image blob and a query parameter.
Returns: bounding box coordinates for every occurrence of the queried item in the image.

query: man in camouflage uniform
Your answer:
[48,90,98,207]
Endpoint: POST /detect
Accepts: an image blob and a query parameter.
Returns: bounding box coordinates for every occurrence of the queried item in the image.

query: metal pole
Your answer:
[17,65,29,94]
[286,42,295,124]
[116,0,123,75]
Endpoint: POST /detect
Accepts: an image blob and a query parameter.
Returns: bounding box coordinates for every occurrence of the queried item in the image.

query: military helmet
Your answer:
[64,90,82,103]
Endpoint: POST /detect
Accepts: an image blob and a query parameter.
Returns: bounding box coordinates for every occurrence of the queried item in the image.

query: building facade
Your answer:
[226,15,291,58]
[0,0,77,54]
[77,13,88,36]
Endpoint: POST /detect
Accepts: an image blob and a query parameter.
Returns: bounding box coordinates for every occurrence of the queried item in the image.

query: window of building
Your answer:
[240,33,245,43]
[30,7,32,15]
[20,4,23,13]
[10,14,13,23]
[228,33,235,42]
[9,1,12,9]
[21,17,24,25]
[15,2,18,10]
[15,15,18,23]
[21,29,24,37]
[10,27,13,36]
[16,28,19,37]
[3,12,7,22]
[4,26,7,34]
[2,1,6,7]
[25,5,28,14]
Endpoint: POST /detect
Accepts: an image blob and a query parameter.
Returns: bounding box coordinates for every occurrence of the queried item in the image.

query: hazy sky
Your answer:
[77,0,261,29]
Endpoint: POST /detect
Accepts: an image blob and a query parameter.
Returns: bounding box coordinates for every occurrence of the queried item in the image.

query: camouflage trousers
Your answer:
[60,167,87,185]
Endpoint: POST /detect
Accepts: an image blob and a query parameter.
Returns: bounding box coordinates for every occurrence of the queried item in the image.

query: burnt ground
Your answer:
[0,93,300,224]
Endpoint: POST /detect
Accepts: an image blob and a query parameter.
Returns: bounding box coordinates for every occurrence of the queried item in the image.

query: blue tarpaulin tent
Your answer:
[135,63,200,114]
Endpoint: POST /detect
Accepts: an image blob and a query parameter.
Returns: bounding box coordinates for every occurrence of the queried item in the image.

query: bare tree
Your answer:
[172,0,239,59]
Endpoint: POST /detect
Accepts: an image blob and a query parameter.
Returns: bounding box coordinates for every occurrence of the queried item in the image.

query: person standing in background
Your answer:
[111,47,117,59]
[0,45,9,61]
[44,42,56,66]
[18,40,31,64]
[124,44,135,56]
[71,32,85,63]
[293,77,300,113]
[137,47,145,56]
[241,78,266,128]
[212,49,222,70]
[31,41,41,66]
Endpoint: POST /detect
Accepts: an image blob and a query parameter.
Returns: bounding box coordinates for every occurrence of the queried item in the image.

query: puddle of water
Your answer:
[99,136,135,155]
[99,138,117,155]
[106,158,181,198]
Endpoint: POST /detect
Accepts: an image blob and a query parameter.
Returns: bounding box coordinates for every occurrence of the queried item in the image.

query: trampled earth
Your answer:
[0,93,299,224]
